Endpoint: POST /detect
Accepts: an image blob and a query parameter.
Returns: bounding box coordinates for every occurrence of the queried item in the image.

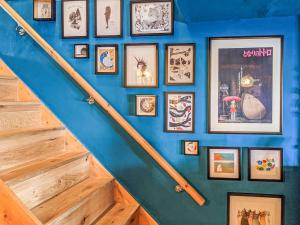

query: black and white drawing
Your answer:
[136,95,157,116]
[34,0,55,20]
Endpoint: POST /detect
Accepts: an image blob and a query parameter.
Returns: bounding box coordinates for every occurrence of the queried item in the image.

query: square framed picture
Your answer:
[33,0,55,21]
[130,0,174,36]
[124,43,158,88]
[95,45,118,74]
[95,0,122,37]
[135,95,157,116]
[74,44,89,59]
[183,140,199,156]
[227,193,284,225]
[208,147,241,180]
[248,148,283,182]
[208,36,283,134]
[165,43,195,85]
[62,0,88,39]
[165,92,195,133]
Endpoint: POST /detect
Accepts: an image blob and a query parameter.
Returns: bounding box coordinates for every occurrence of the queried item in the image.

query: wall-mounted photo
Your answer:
[130,0,174,36]
[183,140,199,156]
[209,36,283,134]
[95,44,118,74]
[74,44,89,59]
[227,193,284,225]
[33,0,55,21]
[95,0,122,37]
[208,147,241,180]
[136,95,157,116]
[124,43,158,88]
[62,0,88,38]
[165,92,194,133]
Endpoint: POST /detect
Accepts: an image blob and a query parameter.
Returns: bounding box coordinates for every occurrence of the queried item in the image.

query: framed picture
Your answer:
[248,148,283,182]
[135,95,157,116]
[95,45,118,74]
[208,36,283,134]
[124,44,158,88]
[165,92,195,133]
[95,0,122,38]
[62,0,88,39]
[33,0,55,21]
[208,147,241,180]
[165,43,195,85]
[183,140,199,156]
[130,0,174,36]
[74,44,89,59]
[227,193,284,225]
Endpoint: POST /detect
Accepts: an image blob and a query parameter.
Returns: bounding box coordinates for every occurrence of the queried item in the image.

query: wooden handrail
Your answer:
[0,0,206,206]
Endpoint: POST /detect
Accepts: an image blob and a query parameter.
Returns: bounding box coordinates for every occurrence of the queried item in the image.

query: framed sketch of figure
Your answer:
[33,0,56,21]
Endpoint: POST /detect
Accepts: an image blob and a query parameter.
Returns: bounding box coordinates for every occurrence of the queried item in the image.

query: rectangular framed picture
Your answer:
[227,193,284,225]
[135,95,157,116]
[33,0,55,21]
[165,92,195,133]
[62,0,88,38]
[208,36,283,134]
[74,44,89,59]
[130,0,174,36]
[248,148,283,182]
[183,140,199,156]
[165,43,195,85]
[208,147,241,180]
[95,0,122,37]
[124,43,158,88]
[95,44,118,74]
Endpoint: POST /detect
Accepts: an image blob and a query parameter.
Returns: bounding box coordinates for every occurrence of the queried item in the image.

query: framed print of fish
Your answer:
[33,0,55,21]
[95,0,122,38]
[95,44,118,75]
[62,0,88,38]
[165,92,195,133]
[208,36,283,134]
[130,0,174,36]
[136,95,157,116]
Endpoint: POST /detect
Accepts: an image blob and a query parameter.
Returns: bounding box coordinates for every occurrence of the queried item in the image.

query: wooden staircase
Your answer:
[0,61,157,225]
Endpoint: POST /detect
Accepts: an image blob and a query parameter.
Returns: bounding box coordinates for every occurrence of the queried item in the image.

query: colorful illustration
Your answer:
[96,46,117,73]
[136,95,156,116]
[256,158,276,171]
[184,141,198,155]
[214,153,235,173]
[237,209,271,225]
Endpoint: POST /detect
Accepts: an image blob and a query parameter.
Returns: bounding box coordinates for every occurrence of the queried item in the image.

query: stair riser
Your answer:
[0,80,18,101]
[0,111,41,130]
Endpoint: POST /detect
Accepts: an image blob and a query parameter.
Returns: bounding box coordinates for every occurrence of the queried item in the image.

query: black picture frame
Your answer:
[135,95,157,117]
[73,44,89,59]
[33,0,56,21]
[95,44,119,75]
[182,140,199,156]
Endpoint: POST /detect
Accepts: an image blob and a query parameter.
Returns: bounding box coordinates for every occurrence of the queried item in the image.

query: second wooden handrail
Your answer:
[0,0,205,206]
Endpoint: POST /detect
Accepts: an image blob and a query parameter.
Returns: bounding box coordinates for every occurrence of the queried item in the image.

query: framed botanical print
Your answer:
[208,36,283,134]
[95,0,122,37]
[124,43,158,88]
[33,0,55,21]
[183,140,199,156]
[165,92,195,133]
[208,147,241,180]
[130,0,174,36]
[135,95,157,116]
[248,148,283,182]
[74,44,89,59]
[62,0,88,38]
[165,43,195,85]
[95,45,118,74]
[227,193,284,225]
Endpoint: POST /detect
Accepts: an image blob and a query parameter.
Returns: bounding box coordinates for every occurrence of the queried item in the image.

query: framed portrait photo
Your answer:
[130,0,174,36]
[33,0,55,21]
[208,147,241,180]
[165,92,195,133]
[74,44,89,59]
[124,43,158,88]
[165,43,195,85]
[208,36,283,134]
[62,0,88,39]
[183,140,199,156]
[227,193,284,225]
[136,95,157,116]
[248,148,283,182]
[95,45,118,74]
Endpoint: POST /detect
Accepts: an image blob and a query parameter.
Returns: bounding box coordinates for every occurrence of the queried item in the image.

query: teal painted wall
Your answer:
[0,1,299,225]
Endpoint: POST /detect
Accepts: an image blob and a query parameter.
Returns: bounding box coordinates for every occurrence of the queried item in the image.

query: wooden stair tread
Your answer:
[0,101,40,106]
[0,126,64,138]
[0,75,17,80]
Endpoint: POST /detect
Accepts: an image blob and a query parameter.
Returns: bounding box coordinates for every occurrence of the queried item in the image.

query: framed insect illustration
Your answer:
[95,44,118,74]
[135,95,157,116]
[33,0,55,21]
[183,140,199,156]
[74,44,89,59]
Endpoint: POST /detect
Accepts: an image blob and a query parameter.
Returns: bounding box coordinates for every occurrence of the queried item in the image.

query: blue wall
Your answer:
[0,1,299,225]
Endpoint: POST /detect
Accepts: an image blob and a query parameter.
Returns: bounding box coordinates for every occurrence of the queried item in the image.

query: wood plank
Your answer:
[17,81,39,102]
[0,76,18,101]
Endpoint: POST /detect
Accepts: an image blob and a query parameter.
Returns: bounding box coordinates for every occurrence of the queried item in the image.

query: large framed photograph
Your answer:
[165,43,195,85]
[62,0,88,38]
[33,0,55,21]
[227,193,284,225]
[135,95,157,116]
[165,92,195,133]
[130,0,174,36]
[95,45,118,74]
[95,0,122,38]
[248,148,283,182]
[209,36,283,134]
[124,43,158,88]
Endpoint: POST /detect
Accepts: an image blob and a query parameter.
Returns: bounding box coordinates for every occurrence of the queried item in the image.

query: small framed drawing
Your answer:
[165,92,195,133]
[95,0,122,38]
[74,44,89,59]
[208,147,241,180]
[227,193,284,225]
[33,0,55,21]
[165,43,195,85]
[135,95,157,116]
[130,0,174,36]
[183,140,199,156]
[124,44,158,88]
[248,148,283,182]
[95,45,118,75]
[208,36,283,134]
[62,0,88,39]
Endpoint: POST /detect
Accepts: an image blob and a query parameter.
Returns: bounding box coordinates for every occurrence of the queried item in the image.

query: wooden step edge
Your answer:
[0,126,65,138]
[0,75,17,81]
[0,101,41,106]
